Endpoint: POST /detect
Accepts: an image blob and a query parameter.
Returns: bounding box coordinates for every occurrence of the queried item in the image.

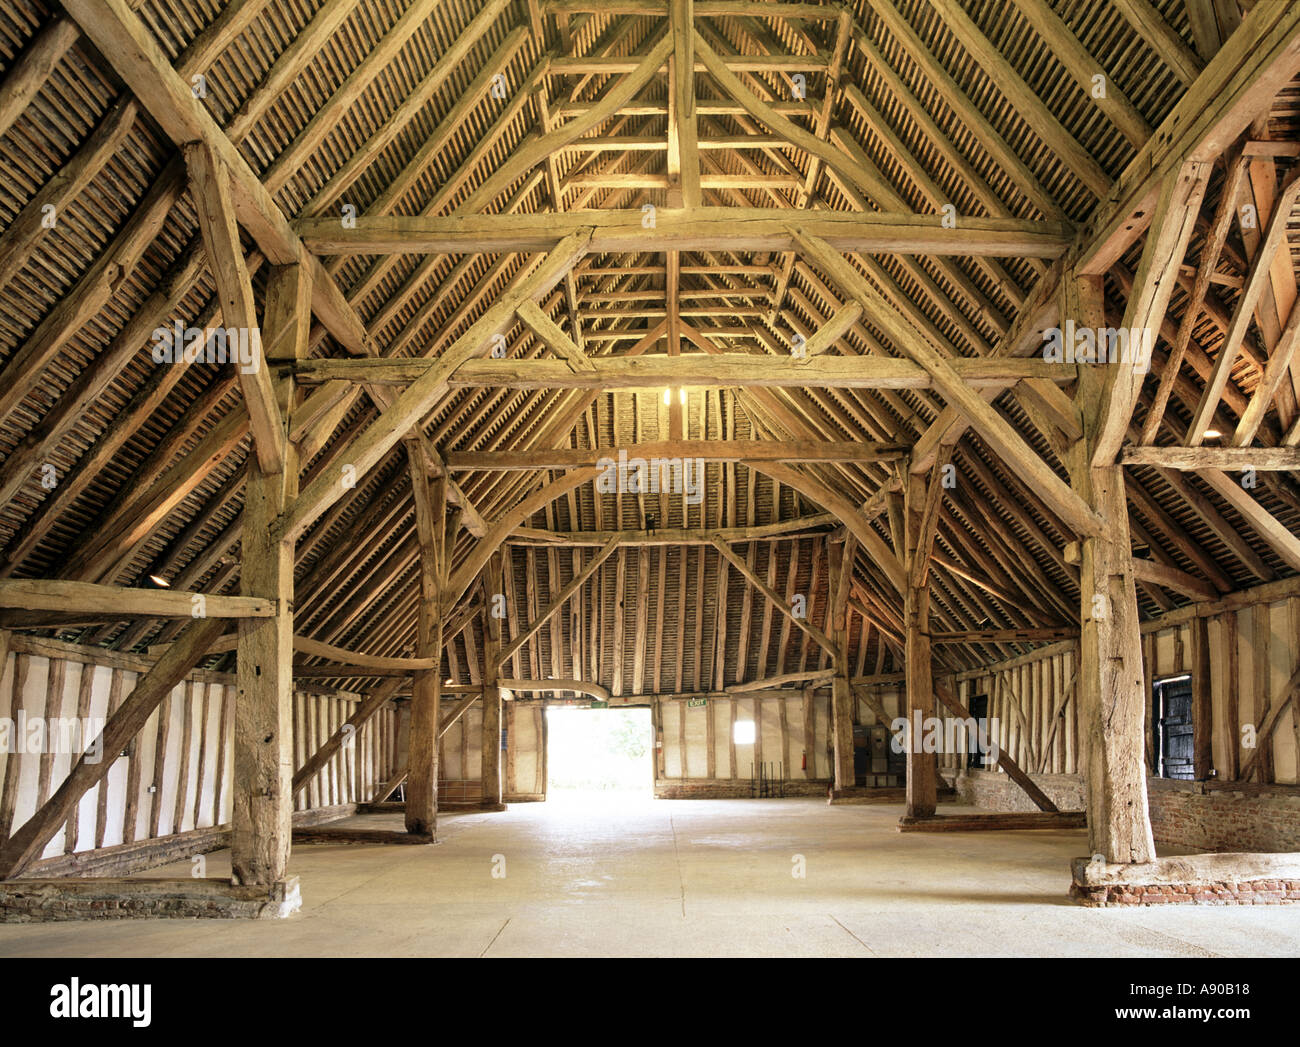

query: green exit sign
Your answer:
[687,698,708,708]
[590,701,608,709]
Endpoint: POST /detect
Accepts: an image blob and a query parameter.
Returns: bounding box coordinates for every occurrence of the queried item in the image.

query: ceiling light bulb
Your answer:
[148,574,171,588]
[1203,429,1222,439]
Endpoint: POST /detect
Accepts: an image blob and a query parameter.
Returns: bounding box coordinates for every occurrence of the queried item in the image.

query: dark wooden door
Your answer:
[966,693,989,769]
[1154,677,1194,780]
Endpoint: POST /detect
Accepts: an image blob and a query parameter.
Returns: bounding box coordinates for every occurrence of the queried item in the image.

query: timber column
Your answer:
[232,262,307,884]
[480,549,507,810]
[1067,275,1154,864]
[827,535,855,791]
[405,464,446,837]
[903,469,937,818]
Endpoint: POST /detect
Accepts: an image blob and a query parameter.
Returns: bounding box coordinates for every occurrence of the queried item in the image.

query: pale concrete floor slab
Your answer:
[1,796,1297,958]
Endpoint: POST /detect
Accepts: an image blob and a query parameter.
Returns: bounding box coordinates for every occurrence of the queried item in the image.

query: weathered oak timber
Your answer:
[405,464,445,836]
[0,581,273,618]
[480,551,506,810]
[296,208,1071,257]
[1067,275,1155,864]
[289,354,1075,389]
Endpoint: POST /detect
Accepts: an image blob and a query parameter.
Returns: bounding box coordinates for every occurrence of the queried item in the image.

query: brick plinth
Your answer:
[0,877,302,921]
[1069,853,1300,907]
[1070,878,1300,906]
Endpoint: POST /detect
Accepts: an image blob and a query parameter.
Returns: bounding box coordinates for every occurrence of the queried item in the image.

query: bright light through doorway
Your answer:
[545,706,653,801]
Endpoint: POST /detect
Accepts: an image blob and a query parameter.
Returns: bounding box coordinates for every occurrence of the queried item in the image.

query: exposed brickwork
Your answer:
[952,770,1300,852]
[654,778,831,799]
[1070,878,1300,907]
[1147,782,1300,852]
[0,878,301,921]
[950,770,1086,812]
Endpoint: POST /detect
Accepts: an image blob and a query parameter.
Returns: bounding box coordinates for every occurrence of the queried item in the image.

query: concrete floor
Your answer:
[1,796,1297,957]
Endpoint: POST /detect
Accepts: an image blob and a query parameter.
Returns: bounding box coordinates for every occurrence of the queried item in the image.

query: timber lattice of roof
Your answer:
[0,0,1299,698]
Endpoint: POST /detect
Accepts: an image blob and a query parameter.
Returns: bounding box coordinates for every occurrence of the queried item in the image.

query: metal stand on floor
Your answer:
[750,761,786,798]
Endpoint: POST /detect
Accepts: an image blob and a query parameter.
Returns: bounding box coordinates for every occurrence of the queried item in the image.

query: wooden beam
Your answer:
[442,470,598,617]
[1121,446,1300,471]
[59,0,369,353]
[1112,0,1203,84]
[929,628,1079,644]
[1007,0,1152,147]
[1234,290,1300,446]
[727,669,835,694]
[511,516,834,546]
[745,462,905,593]
[1094,162,1212,468]
[794,231,1103,538]
[297,208,1071,257]
[1188,169,1300,445]
[0,580,273,618]
[1190,614,1214,779]
[1238,662,1300,782]
[668,0,700,208]
[0,20,81,141]
[279,231,591,543]
[448,440,906,470]
[711,537,837,657]
[517,300,594,371]
[1142,153,1248,445]
[305,1,518,215]
[184,141,285,474]
[293,353,1076,390]
[497,536,619,668]
[501,680,613,701]
[1197,470,1300,572]
[462,34,672,213]
[230,260,306,887]
[1076,1,1300,277]
[545,1,845,16]
[827,535,856,791]
[1129,559,1219,602]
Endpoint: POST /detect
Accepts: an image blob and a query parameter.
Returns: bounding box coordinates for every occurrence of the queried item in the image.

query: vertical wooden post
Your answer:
[827,535,854,791]
[480,549,506,810]
[232,261,307,885]
[1250,603,1274,783]
[801,684,814,779]
[903,470,937,818]
[1191,613,1214,780]
[1223,611,1240,780]
[1067,274,1155,864]
[405,462,445,836]
[540,703,550,798]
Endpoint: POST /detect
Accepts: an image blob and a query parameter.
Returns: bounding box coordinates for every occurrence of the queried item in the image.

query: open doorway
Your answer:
[545,706,653,802]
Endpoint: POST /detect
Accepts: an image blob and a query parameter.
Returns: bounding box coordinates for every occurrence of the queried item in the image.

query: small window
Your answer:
[733,720,756,744]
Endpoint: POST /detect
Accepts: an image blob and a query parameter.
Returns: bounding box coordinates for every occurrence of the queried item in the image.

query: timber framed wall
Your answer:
[651,686,904,797]
[437,700,545,803]
[0,634,397,874]
[945,583,1300,851]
